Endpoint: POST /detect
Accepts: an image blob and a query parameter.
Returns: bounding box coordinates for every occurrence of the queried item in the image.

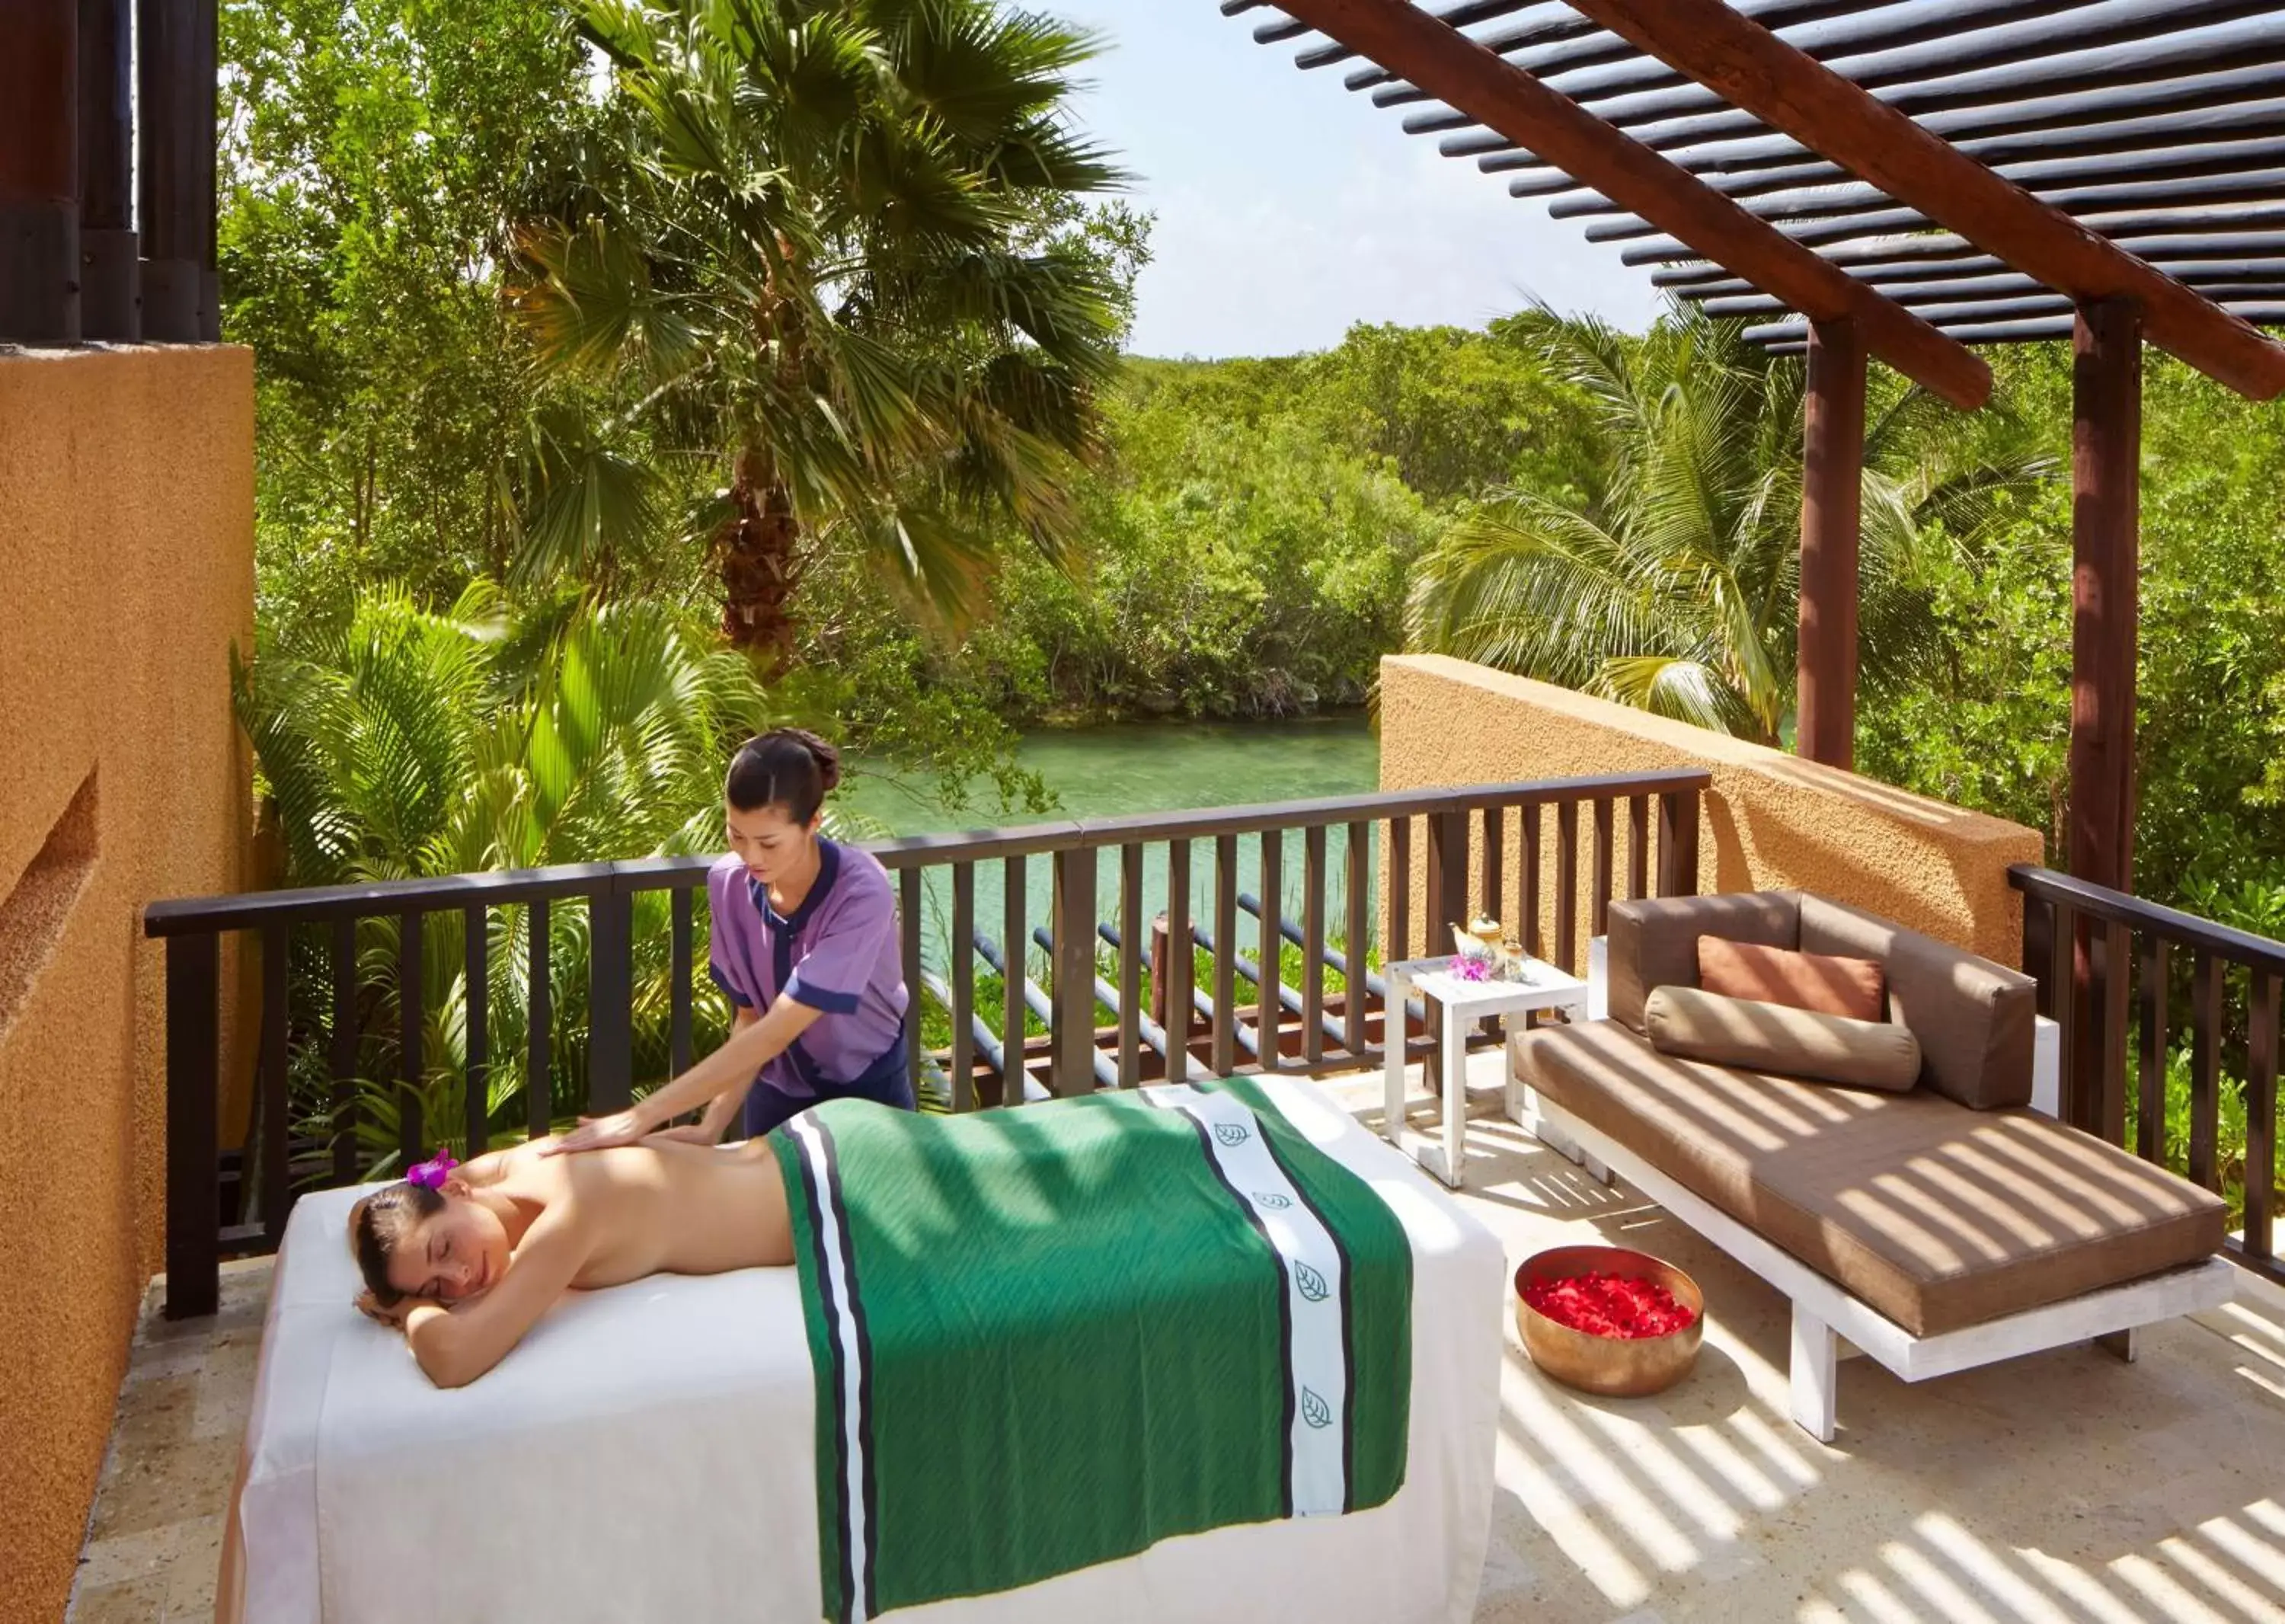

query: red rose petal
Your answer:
[1524,1271,1697,1339]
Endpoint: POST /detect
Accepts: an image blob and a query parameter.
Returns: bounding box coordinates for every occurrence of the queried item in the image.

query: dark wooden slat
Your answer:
[1343,822,1368,1058]
[1168,840,1194,1085]
[1656,788,1700,897]
[2189,951,2223,1191]
[1590,798,1615,935]
[2049,901,2078,1122]
[399,912,425,1166]
[1521,803,1543,956]
[260,925,290,1248]
[901,868,924,1102]
[1213,835,1240,1076]
[1050,850,1098,1097]
[1003,857,1027,1106]
[164,931,220,1319]
[1559,0,2285,400]
[2136,934,2168,1165]
[670,888,693,1079]
[1258,830,1285,1072]
[1555,801,1580,975]
[464,906,489,1157]
[2247,971,2280,1261]
[586,889,633,1114]
[1119,844,1144,1087]
[2098,918,2130,1146]
[330,915,358,1184]
[2022,890,2057,1017]
[1389,817,1413,963]
[1304,825,1328,1067]
[951,863,976,1110]
[526,900,551,1142]
[1625,795,1651,900]
[1479,804,1504,928]
[1267,0,1989,407]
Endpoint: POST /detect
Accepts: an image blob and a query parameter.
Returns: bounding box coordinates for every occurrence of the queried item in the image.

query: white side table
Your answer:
[1382,954,1590,1188]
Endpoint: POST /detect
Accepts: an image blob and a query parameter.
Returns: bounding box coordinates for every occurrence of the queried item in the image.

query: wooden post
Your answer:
[79,0,139,337]
[2069,296,2143,1134]
[165,932,221,1319]
[0,0,79,343]
[1798,318,1866,769]
[139,0,203,339]
[1050,848,1098,1097]
[2069,296,2143,894]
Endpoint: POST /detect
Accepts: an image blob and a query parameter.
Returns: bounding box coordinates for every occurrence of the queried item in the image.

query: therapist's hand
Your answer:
[542,1108,650,1156]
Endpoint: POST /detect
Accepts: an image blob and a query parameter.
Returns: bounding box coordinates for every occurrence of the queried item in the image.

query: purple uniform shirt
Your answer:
[706,839,909,1101]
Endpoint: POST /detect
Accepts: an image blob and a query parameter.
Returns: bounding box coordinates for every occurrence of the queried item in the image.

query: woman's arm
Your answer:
[398,1210,591,1387]
[647,1007,759,1145]
[545,995,823,1154]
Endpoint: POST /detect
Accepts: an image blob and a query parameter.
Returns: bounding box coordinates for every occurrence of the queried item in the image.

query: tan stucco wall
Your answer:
[0,346,256,1624]
[1379,654,2044,969]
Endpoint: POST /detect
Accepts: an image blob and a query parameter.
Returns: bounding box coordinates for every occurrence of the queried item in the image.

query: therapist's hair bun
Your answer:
[727,729,841,823]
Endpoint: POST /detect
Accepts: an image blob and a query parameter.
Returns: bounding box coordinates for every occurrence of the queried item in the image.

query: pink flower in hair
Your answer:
[407,1148,459,1190]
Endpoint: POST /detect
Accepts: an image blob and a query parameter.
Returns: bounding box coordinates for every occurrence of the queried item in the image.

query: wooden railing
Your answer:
[146,769,1708,1316]
[2013,864,2285,1285]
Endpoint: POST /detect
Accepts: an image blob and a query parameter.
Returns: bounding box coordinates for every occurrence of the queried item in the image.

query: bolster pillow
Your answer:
[1644,985,1922,1093]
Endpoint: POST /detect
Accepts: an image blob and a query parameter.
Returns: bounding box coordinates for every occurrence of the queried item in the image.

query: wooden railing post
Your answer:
[164,932,221,1319]
[587,887,632,1113]
[1656,788,1700,897]
[1050,848,1098,1097]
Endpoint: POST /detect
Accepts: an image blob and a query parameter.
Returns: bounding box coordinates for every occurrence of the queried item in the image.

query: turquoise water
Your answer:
[841,717,1381,977]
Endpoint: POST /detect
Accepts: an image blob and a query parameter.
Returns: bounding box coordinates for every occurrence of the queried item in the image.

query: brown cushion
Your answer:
[1645,986,1921,1092]
[1697,937,1886,1021]
[1797,893,2036,1110]
[1511,1021,2226,1336]
[1606,892,1800,1034]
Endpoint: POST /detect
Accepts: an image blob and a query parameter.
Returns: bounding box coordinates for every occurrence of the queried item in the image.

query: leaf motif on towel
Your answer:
[1295,1261,1329,1303]
[1301,1387,1333,1429]
[1213,1121,1251,1147]
[1253,1191,1293,1210]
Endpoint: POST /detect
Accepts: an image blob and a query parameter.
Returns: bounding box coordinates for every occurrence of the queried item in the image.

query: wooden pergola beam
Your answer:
[1271,0,1992,409]
[1564,0,2285,401]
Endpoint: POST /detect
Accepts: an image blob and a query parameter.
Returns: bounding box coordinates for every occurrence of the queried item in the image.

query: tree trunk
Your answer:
[717,446,801,673]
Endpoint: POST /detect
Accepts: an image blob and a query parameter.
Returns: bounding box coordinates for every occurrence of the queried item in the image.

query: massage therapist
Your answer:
[548,729,912,1154]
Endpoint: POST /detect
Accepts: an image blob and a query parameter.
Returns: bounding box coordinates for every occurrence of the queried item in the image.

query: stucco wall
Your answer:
[0,346,256,1624]
[1379,654,2044,969]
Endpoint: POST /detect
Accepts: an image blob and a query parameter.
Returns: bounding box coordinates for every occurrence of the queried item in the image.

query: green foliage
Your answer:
[236,587,804,1168]
[1409,305,2052,743]
[1860,344,2285,910]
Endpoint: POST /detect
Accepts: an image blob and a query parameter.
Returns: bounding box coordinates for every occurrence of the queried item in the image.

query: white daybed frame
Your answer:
[1512,949,2240,1443]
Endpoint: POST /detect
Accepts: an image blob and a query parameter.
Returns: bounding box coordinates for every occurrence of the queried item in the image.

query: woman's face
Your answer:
[726,801,817,888]
[385,1191,512,1305]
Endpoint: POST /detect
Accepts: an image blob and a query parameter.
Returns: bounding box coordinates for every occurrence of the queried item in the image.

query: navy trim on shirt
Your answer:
[708,962,754,1008]
[785,978,862,1015]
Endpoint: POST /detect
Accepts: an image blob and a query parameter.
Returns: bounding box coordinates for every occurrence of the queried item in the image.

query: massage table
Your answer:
[219,1079,1504,1624]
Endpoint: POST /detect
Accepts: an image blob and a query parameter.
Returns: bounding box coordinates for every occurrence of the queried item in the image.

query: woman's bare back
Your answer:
[478,1135,795,1290]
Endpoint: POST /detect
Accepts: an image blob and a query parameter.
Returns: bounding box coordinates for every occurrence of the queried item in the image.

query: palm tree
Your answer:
[510,0,1130,667]
[1408,304,2050,744]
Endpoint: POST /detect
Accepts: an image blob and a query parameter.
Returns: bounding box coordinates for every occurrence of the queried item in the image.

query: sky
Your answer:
[1047,4,1666,360]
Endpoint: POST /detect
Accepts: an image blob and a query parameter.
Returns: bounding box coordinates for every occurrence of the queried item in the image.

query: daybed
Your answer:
[218,1076,1504,1624]
[1512,890,2235,1441]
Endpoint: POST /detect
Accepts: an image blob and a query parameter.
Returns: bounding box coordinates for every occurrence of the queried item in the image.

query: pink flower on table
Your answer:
[1449,956,1491,982]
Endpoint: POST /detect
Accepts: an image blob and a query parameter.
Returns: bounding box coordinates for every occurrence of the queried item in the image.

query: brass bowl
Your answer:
[1514,1245,1704,1398]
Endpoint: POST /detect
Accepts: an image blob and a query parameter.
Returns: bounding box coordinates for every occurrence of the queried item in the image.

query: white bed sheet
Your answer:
[222,1079,1505,1624]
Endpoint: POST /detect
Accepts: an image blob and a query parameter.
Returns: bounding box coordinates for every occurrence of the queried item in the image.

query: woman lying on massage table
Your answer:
[347,1132,795,1388]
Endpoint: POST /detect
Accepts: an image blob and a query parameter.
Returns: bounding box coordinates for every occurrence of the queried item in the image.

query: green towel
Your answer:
[772,1077,1412,1622]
